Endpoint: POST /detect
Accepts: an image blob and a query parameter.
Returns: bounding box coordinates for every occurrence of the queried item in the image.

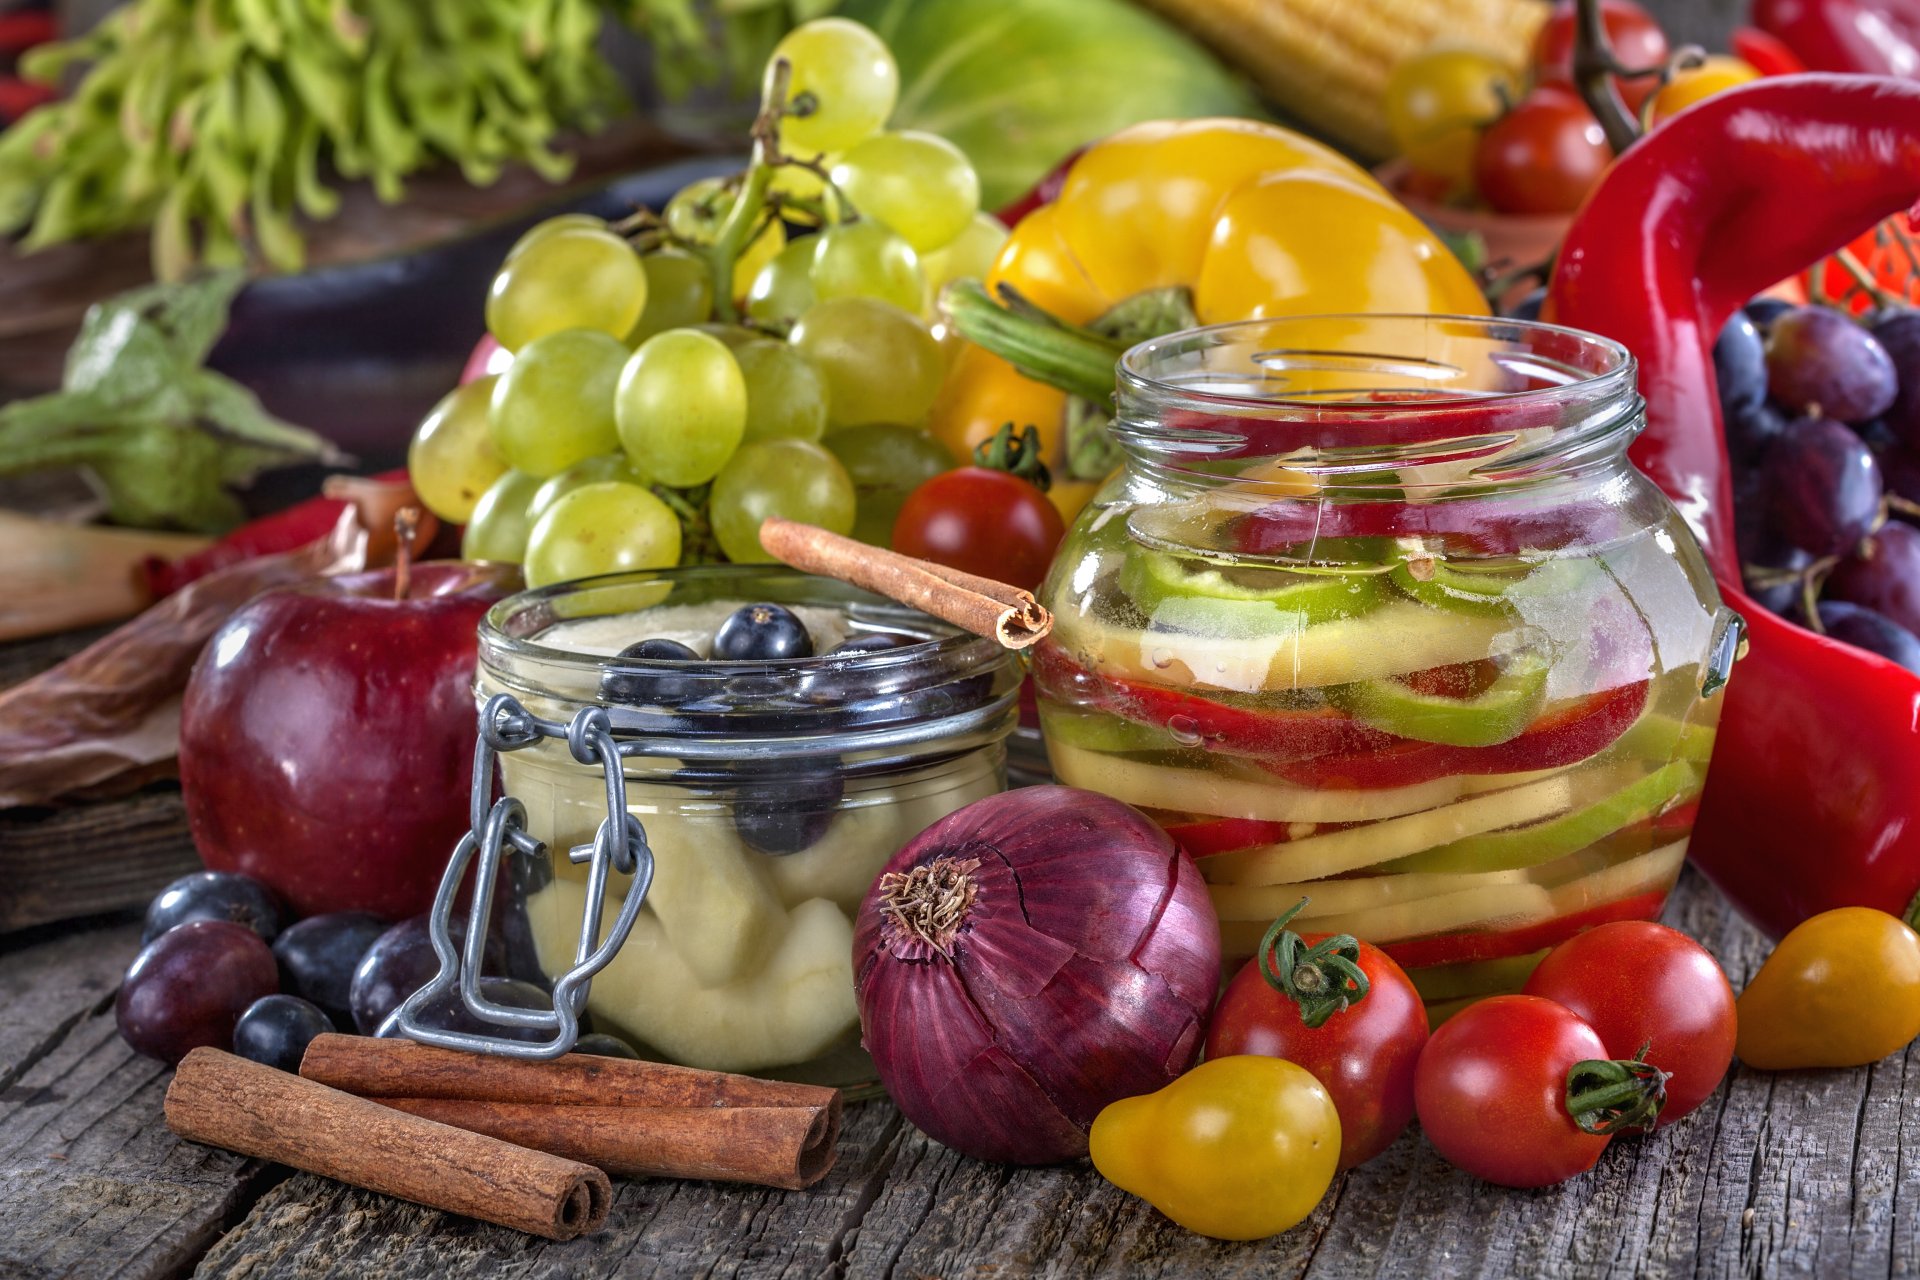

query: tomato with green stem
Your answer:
[1522,921,1736,1126]
[892,425,1065,590]
[1207,900,1429,1169]
[1415,994,1668,1187]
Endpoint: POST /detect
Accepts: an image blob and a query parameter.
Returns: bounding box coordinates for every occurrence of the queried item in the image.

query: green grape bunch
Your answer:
[0,0,822,281]
[413,15,1008,583]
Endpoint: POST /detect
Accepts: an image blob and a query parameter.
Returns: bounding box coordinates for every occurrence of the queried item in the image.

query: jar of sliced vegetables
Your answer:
[1032,315,1742,1021]
[461,565,1019,1082]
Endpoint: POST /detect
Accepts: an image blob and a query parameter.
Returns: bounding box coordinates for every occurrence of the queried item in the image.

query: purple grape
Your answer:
[117,921,280,1064]
[1725,399,1789,469]
[1745,297,1796,332]
[1505,287,1546,321]
[1766,307,1899,423]
[1814,600,1920,673]
[1742,546,1814,617]
[381,976,558,1043]
[1827,522,1920,634]
[272,912,389,1028]
[143,870,285,945]
[1714,311,1768,417]
[233,994,333,1072]
[348,914,506,1034]
[575,1032,642,1059]
[1871,309,1920,449]
[1855,417,1901,456]
[1761,416,1885,556]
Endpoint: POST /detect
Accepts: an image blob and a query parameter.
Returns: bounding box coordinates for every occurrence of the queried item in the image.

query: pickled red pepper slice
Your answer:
[1269,679,1650,791]
[1381,889,1672,970]
[1328,654,1550,748]
[1028,640,1395,760]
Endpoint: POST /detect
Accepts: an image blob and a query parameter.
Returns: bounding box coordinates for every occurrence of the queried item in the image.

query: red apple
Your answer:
[180,561,520,918]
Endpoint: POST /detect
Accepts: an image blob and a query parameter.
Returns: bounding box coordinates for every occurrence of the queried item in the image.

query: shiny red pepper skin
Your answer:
[1547,75,1920,938]
[1752,0,1920,77]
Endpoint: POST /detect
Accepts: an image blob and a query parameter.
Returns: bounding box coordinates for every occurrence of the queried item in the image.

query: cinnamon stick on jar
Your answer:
[757,517,1052,649]
[299,1034,841,1190]
[166,1048,611,1240]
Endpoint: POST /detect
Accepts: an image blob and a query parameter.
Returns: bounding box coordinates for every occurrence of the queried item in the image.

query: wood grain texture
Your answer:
[0,788,201,933]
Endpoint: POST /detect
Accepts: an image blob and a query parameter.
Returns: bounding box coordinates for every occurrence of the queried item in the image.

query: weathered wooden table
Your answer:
[5,800,1917,1279]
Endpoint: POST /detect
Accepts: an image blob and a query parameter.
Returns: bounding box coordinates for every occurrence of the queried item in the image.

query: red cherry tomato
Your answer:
[1208,923,1429,1169]
[1414,994,1613,1187]
[1472,87,1613,216]
[1532,0,1671,111]
[892,468,1066,591]
[1522,921,1736,1127]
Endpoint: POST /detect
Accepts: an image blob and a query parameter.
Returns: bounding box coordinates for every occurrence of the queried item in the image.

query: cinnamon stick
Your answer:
[758,517,1052,648]
[166,1048,611,1240]
[299,1034,842,1190]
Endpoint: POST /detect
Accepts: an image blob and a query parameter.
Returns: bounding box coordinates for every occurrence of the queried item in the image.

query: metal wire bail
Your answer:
[392,694,653,1059]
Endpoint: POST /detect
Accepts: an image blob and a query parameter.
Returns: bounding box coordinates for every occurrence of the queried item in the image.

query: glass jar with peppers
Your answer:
[1031,315,1742,1018]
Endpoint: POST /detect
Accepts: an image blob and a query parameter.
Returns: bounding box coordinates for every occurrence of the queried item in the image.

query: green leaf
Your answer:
[189,370,347,465]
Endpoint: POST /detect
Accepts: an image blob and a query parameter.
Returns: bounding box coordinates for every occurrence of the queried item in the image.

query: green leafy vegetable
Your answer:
[0,271,344,532]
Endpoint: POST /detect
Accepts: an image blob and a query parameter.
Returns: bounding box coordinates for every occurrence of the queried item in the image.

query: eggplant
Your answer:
[207,154,740,476]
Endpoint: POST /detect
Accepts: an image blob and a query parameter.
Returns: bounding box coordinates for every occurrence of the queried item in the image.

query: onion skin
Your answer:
[853,786,1221,1164]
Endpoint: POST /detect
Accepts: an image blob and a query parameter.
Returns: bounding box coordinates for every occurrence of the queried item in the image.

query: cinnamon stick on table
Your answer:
[299,1034,842,1190]
[166,1048,611,1240]
[757,517,1052,649]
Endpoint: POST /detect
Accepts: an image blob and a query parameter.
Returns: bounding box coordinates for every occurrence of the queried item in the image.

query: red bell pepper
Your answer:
[1752,0,1920,77]
[1546,74,1920,939]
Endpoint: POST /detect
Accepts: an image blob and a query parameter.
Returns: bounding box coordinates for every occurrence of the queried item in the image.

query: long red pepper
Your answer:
[1547,74,1920,938]
[1752,0,1920,77]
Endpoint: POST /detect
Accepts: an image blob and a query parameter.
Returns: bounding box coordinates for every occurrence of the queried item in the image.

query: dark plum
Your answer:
[381,976,558,1042]
[349,914,507,1034]
[1761,416,1884,556]
[1813,601,1920,673]
[142,870,285,944]
[599,637,701,706]
[1765,307,1899,423]
[232,994,333,1072]
[1871,309,1920,448]
[575,1032,642,1059]
[1827,523,1920,635]
[1744,297,1796,331]
[117,920,279,1064]
[712,603,813,661]
[732,759,844,856]
[272,911,388,1027]
[1713,311,1769,417]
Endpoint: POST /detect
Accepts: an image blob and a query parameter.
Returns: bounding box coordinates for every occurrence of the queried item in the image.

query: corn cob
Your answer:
[1136,0,1550,159]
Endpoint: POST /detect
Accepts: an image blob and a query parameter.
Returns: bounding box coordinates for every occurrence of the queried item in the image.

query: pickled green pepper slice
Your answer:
[1328,654,1551,747]
[1121,548,1388,630]
[1388,557,1530,617]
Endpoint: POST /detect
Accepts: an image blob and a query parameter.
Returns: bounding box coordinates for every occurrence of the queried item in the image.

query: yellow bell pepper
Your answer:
[933,117,1488,523]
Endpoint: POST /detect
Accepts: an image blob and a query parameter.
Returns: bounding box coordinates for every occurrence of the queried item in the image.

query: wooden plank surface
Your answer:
[5,868,1915,1280]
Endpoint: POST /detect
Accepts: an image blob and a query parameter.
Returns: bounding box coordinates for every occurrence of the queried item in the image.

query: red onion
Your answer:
[853,786,1221,1164]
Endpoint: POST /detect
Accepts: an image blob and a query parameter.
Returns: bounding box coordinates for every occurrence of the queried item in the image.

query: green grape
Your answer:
[790,297,944,429]
[735,339,828,444]
[692,322,761,350]
[523,482,683,588]
[920,212,1009,304]
[627,249,714,345]
[615,329,748,487]
[831,132,979,254]
[744,238,817,331]
[810,220,923,315]
[486,228,646,352]
[527,453,650,525]
[767,157,836,226]
[488,328,627,478]
[662,177,784,298]
[407,375,507,523]
[764,19,898,154]
[823,424,954,547]
[462,469,543,564]
[709,440,857,563]
[504,213,608,264]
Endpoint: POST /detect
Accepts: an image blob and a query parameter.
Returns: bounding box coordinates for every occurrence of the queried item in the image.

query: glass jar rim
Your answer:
[476,564,1021,754]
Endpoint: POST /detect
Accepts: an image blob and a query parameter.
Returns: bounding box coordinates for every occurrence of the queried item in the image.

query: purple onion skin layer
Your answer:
[853,786,1221,1165]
